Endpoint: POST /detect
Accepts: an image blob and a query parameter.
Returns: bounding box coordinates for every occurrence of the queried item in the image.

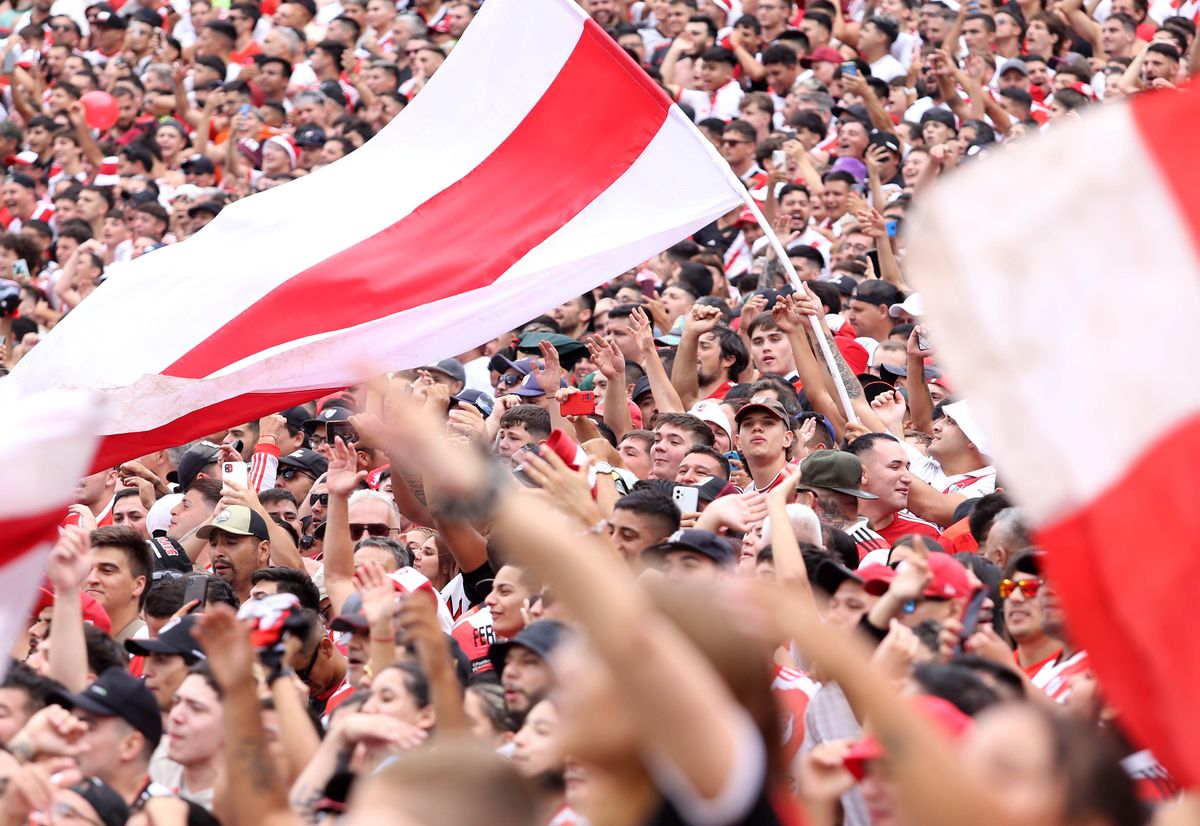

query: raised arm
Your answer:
[588,335,633,440]
[45,527,93,692]
[321,438,368,616]
[672,304,722,410]
[630,306,685,414]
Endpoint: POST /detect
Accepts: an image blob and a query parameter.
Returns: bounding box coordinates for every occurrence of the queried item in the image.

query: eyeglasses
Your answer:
[349,522,399,540]
[309,492,329,507]
[999,577,1043,600]
[309,434,328,448]
[721,138,752,146]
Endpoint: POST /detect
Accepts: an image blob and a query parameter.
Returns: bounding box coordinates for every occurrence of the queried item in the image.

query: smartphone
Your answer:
[672,484,700,514]
[560,391,596,416]
[221,460,248,488]
[917,326,932,352]
[511,443,542,487]
[327,421,358,445]
[841,61,857,77]
[239,103,252,116]
[2,50,17,75]
[955,589,988,654]
[183,576,209,612]
[11,258,29,281]
[885,219,898,237]
[771,149,787,169]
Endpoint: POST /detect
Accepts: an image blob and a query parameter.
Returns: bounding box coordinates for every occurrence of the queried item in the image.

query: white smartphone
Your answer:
[771,149,787,169]
[672,484,700,514]
[221,461,248,488]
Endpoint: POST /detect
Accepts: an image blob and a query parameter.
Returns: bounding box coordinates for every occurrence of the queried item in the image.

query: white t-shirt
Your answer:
[869,53,907,82]
[677,79,744,121]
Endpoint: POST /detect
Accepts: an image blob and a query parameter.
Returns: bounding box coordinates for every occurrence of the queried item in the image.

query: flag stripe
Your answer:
[90,386,340,472]
[1039,415,1200,785]
[164,20,669,381]
[1130,89,1200,262]
[0,509,70,568]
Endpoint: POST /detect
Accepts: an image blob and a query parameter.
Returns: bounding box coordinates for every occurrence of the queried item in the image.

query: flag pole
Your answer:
[738,192,858,425]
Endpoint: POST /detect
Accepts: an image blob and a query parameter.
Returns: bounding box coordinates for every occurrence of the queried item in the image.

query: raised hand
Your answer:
[685,303,722,336]
[532,340,564,397]
[45,526,92,591]
[586,334,625,381]
[193,604,257,690]
[326,437,367,497]
[870,389,907,436]
[628,306,656,363]
[353,560,398,631]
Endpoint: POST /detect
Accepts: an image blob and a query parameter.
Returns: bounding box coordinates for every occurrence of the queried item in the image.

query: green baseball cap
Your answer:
[196,505,271,540]
[795,450,877,499]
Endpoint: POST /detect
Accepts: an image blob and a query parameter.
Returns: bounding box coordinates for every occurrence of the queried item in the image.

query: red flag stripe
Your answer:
[1130,88,1200,262]
[0,508,68,568]
[164,20,669,381]
[1039,416,1200,785]
[88,386,340,472]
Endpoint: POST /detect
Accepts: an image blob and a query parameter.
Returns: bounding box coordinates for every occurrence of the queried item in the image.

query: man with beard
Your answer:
[489,620,570,727]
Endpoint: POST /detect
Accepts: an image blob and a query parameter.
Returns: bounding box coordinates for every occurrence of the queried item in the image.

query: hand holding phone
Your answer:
[841,61,858,77]
[327,421,358,445]
[183,576,209,612]
[672,484,700,514]
[221,460,248,488]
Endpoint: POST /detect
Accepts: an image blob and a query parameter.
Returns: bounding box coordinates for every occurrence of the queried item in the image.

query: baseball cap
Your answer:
[801,46,843,67]
[863,552,973,600]
[452,389,495,417]
[303,405,353,434]
[734,396,790,428]
[196,505,271,541]
[124,615,205,663]
[828,275,857,298]
[888,292,924,318]
[920,107,957,130]
[294,124,327,147]
[492,354,537,377]
[92,8,126,27]
[942,400,990,458]
[814,558,863,596]
[488,619,571,675]
[999,57,1029,76]
[516,332,589,368]
[148,535,193,573]
[869,130,901,154]
[514,370,567,398]
[424,358,466,385]
[850,280,903,308]
[689,400,732,444]
[278,447,329,479]
[330,591,368,633]
[187,200,223,219]
[181,153,215,175]
[842,694,972,781]
[32,587,113,633]
[641,529,735,568]
[68,778,130,826]
[48,667,162,748]
[632,375,653,401]
[795,450,877,499]
[176,441,221,491]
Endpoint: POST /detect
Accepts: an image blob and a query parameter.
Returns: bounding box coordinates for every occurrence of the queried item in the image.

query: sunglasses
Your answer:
[309,492,329,507]
[349,522,398,540]
[721,138,751,146]
[999,577,1043,600]
[280,467,313,482]
[498,373,524,387]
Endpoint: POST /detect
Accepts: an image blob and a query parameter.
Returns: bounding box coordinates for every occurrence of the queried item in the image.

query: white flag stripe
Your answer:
[20,0,585,387]
[0,389,103,519]
[909,103,1199,524]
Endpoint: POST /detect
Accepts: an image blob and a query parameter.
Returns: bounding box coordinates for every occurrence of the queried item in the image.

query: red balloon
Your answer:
[79,91,118,131]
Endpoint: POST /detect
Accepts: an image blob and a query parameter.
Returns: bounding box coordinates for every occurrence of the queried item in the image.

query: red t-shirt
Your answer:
[1018,649,1062,680]
[704,380,735,401]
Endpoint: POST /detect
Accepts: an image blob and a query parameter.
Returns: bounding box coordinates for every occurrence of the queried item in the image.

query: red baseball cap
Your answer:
[862,553,973,600]
[843,695,973,780]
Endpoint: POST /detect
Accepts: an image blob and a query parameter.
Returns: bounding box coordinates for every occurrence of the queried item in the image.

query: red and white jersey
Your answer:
[1032,649,1090,703]
[905,443,996,498]
[847,517,888,562]
[451,604,496,677]
[676,79,744,121]
[248,441,279,493]
[743,458,801,494]
[1121,750,1181,804]
[772,665,820,767]
[441,571,470,622]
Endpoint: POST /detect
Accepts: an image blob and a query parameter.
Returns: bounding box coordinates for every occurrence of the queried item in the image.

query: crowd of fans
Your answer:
[0,0,1195,823]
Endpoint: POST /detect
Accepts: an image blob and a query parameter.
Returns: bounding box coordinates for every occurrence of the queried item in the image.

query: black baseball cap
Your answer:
[488,619,571,675]
[181,153,216,174]
[294,124,327,147]
[125,615,205,663]
[632,375,653,401]
[69,778,130,826]
[176,441,221,491]
[303,406,353,434]
[330,591,368,633]
[795,450,877,499]
[850,280,903,308]
[278,447,329,479]
[148,535,193,572]
[814,557,863,596]
[187,200,223,219]
[920,107,957,130]
[869,130,901,154]
[48,667,163,749]
[452,389,495,417]
[641,529,735,568]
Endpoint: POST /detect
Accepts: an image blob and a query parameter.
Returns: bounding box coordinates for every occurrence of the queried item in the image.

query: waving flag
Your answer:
[0,389,101,678]
[908,84,1200,786]
[6,0,747,471]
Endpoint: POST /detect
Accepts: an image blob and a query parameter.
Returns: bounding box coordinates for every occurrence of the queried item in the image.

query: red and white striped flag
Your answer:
[908,84,1200,786]
[8,0,747,472]
[0,389,101,678]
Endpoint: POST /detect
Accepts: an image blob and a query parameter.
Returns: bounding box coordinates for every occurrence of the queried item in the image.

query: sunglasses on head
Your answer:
[999,577,1043,600]
[349,522,397,540]
[309,492,329,507]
